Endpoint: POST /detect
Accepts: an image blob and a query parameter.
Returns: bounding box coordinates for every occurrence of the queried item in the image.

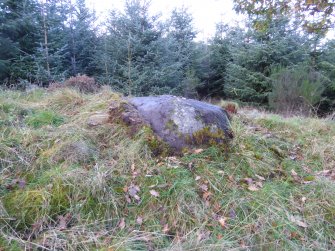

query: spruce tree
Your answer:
[101,0,163,95]
[0,0,39,85]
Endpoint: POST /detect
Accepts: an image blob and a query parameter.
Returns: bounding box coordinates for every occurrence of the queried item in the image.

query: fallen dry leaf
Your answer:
[162,223,169,234]
[132,171,140,179]
[125,195,131,203]
[243,178,253,185]
[302,165,312,173]
[157,162,164,167]
[202,191,212,201]
[255,181,263,188]
[301,197,307,203]
[229,209,236,219]
[289,155,297,160]
[295,220,308,228]
[127,184,141,202]
[239,239,247,248]
[136,216,143,225]
[213,202,221,212]
[247,184,259,191]
[166,156,182,168]
[150,190,159,197]
[290,231,300,239]
[58,217,67,231]
[197,230,210,242]
[118,218,126,229]
[188,162,194,170]
[291,169,302,183]
[318,170,331,175]
[218,217,227,228]
[194,149,204,154]
[195,176,201,181]
[242,177,263,191]
[17,179,26,189]
[31,219,44,234]
[255,174,265,181]
[291,169,298,177]
[200,184,208,192]
[288,215,308,228]
[57,213,71,231]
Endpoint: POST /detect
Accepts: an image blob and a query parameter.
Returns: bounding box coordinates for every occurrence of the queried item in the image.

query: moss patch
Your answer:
[3,189,49,229]
[165,119,179,131]
[139,126,171,156]
[189,126,228,147]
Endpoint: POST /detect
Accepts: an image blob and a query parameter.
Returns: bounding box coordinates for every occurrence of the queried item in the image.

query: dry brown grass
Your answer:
[0,90,334,250]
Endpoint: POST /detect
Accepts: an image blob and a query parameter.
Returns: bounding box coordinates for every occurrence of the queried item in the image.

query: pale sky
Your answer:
[86,0,244,41]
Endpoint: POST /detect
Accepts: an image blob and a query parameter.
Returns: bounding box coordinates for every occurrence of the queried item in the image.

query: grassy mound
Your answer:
[0,89,334,250]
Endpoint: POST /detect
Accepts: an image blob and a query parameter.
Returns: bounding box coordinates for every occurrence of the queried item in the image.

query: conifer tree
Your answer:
[0,0,39,85]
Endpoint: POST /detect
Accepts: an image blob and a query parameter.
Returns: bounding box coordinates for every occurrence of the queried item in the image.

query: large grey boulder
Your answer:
[109,95,233,152]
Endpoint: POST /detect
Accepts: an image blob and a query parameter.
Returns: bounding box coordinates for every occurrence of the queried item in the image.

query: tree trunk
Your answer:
[42,1,51,83]
[69,1,77,76]
[127,33,133,96]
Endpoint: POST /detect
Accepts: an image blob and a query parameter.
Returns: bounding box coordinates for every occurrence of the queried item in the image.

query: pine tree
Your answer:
[101,0,163,95]
[0,0,39,85]
[63,0,98,77]
[224,17,312,104]
[33,0,69,84]
[195,22,230,98]
[166,7,198,97]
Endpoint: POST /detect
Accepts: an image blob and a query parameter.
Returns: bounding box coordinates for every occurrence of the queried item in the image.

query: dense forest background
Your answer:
[0,0,334,115]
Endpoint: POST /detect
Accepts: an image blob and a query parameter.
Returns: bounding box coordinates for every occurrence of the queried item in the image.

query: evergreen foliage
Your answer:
[0,0,334,115]
[0,0,39,85]
[269,65,325,115]
[233,0,335,35]
[100,0,164,95]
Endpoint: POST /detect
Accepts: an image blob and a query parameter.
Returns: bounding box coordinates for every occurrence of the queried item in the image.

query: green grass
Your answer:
[25,110,65,128]
[0,88,334,250]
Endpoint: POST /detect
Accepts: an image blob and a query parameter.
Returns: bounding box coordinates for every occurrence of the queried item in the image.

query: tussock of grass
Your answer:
[0,89,334,250]
[46,88,85,114]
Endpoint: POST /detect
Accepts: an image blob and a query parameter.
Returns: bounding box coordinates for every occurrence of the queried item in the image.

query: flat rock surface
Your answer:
[127,95,232,151]
[87,112,110,126]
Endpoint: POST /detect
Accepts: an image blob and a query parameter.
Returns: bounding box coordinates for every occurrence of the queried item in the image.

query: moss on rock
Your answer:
[139,126,171,156]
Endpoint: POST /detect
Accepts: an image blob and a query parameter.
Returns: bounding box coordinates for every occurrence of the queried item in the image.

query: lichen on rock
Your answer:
[171,100,204,135]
